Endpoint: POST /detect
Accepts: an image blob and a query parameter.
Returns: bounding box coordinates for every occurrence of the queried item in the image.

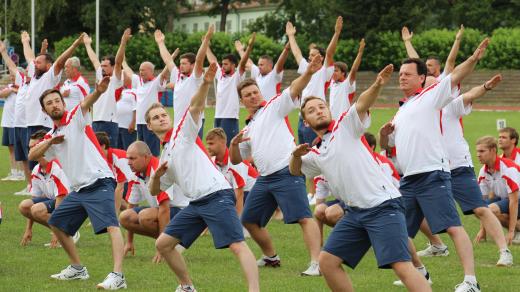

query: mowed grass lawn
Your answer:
[0,107,519,291]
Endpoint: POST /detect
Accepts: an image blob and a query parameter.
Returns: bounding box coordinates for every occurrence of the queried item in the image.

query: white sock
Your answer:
[464,275,477,284]
[432,243,446,248]
[500,248,511,253]
[416,265,427,276]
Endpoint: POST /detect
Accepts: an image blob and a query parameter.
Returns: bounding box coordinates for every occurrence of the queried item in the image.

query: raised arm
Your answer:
[289,54,322,99]
[348,38,365,84]
[274,43,290,74]
[122,58,134,87]
[450,38,489,88]
[54,33,85,75]
[239,32,256,75]
[20,31,35,63]
[444,24,464,74]
[0,40,19,76]
[206,46,218,65]
[154,29,175,72]
[189,62,217,122]
[355,64,393,120]
[83,33,101,70]
[325,16,343,66]
[286,21,303,65]
[113,28,131,80]
[289,144,312,176]
[402,26,420,58]
[195,25,214,77]
[234,40,253,69]
[462,74,502,106]
[40,39,48,55]
[80,76,110,114]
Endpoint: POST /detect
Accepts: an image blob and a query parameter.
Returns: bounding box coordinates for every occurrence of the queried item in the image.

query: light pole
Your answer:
[31,0,35,50]
[95,0,99,56]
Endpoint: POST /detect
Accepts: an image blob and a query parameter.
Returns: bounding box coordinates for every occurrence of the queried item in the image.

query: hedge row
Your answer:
[53,28,520,71]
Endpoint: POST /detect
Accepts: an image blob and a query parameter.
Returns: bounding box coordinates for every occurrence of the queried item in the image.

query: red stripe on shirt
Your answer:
[156,191,170,204]
[85,125,110,165]
[51,174,69,197]
[74,84,88,97]
[229,168,246,189]
[502,175,519,193]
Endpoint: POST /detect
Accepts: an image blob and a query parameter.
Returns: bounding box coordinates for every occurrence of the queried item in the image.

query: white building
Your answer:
[174,1,278,33]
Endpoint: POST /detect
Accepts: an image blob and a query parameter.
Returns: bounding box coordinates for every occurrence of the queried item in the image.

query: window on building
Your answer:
[215,21,220,31]
[241,19,247,31]
[204,22,209,30]
[181,24,187,32]
[248,19,254,24]
[193,23,198,32]
[227,20,232,32]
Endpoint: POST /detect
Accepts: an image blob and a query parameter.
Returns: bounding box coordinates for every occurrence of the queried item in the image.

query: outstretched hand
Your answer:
[456,24,465,40]
[286,21,296,36]
[334,16,343,34]
[95,76,111,94]
[235,40,244,52]
[121,28,132,44]
[83,33,92,46]
[21,31,30,43]
[154,161,169,178]
[358,38,366,52]
[376,64,394,86]
[379,122,395,136]
[292,144,312,158]
[231,130,250,146]
[401,26,413,42]
[472,38,489,61]
[484,74,502,90]
[154,29,165,43]
[204,62,218,83]
[307,54,323,74]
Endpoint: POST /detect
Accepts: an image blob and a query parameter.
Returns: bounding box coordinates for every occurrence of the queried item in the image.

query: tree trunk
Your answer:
[219,0,231,32]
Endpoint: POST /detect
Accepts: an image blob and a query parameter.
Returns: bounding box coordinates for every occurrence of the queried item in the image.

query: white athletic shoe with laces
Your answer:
[301,261,320,276]
[50,265,89,280]
[496,249,513,267]
[14,185,31,196]
[454,281,480,292]
[175,284,197,292]
[96,272,127,290]
[417,243,449,257]
[393,271,432,286]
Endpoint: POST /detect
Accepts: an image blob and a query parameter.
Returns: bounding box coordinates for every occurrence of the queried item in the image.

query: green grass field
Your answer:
[0,107,519,291]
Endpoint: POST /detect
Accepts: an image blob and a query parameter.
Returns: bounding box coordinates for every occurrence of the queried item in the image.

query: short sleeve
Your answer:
[15,71,24,86]
[46,65,62,86]
[131,74,141,89]
[156,191,171,205]
[179,111,202,144]
[239,138,252,161]
[502,167,520,194]
[325,65,334,81]
[301,150,321,178]
[444,95,472,118]
[229,166,246,189]
[251,64,260,79]
[50,162,70,197]
[429,74,456,110]
[159,169,175,193]
[125,180,143,204]
[29,177,43,197]
[96,67,103,82]
[265,88,299,118]
[337,104,371,138]
[477,168,489,196]
[297,59,308,75]
[26,61,35,78]
[275,69,283,82]
[169,66,179,86]
[110,71,123,89]
[314,176,330,200]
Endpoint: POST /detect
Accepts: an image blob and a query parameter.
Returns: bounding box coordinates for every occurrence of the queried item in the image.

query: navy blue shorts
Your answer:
[323,198,411,269]
[92,121,119,149]
[399,170,461,237]
[243,191,249,204]
[485,197,502,205]
[214,118,238,147]
[118,128,137,151]
[14,127,28,161]
[2,127,15,146]
[451,167,487,215]
[43,199,57,213]
[163,189,244,249]
[298,116,317,145]
[32,197,51,204]
[493,198,520,218]
[137,124,160,156]
[132,206,182,220]
[27,126,51,170]
[48,178,119,236]
[324,199,347,209]
[241,166,312,226]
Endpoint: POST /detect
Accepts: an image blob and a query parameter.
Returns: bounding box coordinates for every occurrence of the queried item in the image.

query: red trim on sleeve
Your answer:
[243,160,259,178]
[276,82,281,94]
[229,168,246,189]
[85,125,109,165]
[51,174,69,197]
[348,92,355,103]
[502,175,519,193]
[125,180,137,202]
[156,191,170,204]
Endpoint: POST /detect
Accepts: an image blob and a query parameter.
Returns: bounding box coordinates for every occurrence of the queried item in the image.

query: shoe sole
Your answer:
[300,273,321,276]
[51,276,89,280]
[496,263,513,267]
[418,252,449,257]
[96,283,127,289]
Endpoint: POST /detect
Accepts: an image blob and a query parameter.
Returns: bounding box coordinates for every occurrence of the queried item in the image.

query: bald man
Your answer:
[120,141,189,263]
[60,57,90,111]
[135,61,170,156]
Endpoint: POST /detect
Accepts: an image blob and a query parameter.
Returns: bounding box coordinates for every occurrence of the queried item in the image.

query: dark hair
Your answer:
[38,53,54,63]
[363,132,377,149]
[259,55,273,64]
[402,58,427,87]
[180,53,196,64]
[300,96,325,120]
[30,129,48,141]
[101,55,115,66]
[237,78,259,98]
[95,131,110,149]
[499,127,519,146]
[426,56,441,64]
[39,89,63,109]
[334,61,348,76]
[222,54,238,65]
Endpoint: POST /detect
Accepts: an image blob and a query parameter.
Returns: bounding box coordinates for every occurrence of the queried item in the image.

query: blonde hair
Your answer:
[476,136,498,153]
[206,127,227,141]
[145,103,166,124]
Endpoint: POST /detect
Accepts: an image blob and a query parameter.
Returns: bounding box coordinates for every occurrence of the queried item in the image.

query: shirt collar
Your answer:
[137,157,158,179]
[222,69,235,77]
[245,101,267,125]
[313,120,336,148]
[400,87,424,106]
[70,74,82,82]
[161,128,174,146]
[214,148,230,166]
[484,157,501,173]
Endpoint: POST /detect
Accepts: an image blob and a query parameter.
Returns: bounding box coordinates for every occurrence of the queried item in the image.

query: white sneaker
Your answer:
[14,185,31,196]
[257,254,281,267]
[50,265,89,280]
[393,271,432,286]
[417,243,449,257]
[44,242,62,248]
[454,281,480,292]
[301,261,320,276]
[13,171,25,181]
[496,249,513,267]
[175,284,197,292]
[1,173,18,181]
[72,231,80,244]
[512,232,520,245]
[96,272,127,290]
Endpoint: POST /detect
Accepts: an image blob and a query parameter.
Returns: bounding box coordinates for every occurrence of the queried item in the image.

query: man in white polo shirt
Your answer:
[477,136,520,245]
[379,39,491,292]
[148,63,259,292]
[115,69,137,150]
[84,31,127,149]
[498,127,520,165]
[155,25,213,138]
[290,64,431,292]
[60,56,90,111]
[207,33,255,146]
[235,40,290,101]
[28,30,132,290]
[228,55,323,276]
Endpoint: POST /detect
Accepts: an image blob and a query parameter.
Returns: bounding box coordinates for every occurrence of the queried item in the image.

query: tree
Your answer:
[202,0,254,32]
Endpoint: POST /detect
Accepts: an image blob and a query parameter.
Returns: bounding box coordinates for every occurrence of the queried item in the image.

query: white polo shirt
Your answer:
[13,71,30,128]
[126,156,189,208]
[297,59,334,101]
[170,66,204,127]
[60,75,90,111]
[314,175,331,200]
[301,106,401,209]
[1,83,17,128]
[478,157,520,199]
[250,64,283,101]
[501,148,520,165]
[116,89,136,129]
[93,68,123,123]
[389,75,456,177]
[214,65,245,119]
[159,109,231,200]
[442,95,474,170]
[374,151,401,189]
[329,77,356,120]
[214,149,258,192]
[239,88,298,176]
[25,65,62,127]
[30,159,70,199]
[106,148,135,183]
[135,76,165,125]
[41,105,114,191]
